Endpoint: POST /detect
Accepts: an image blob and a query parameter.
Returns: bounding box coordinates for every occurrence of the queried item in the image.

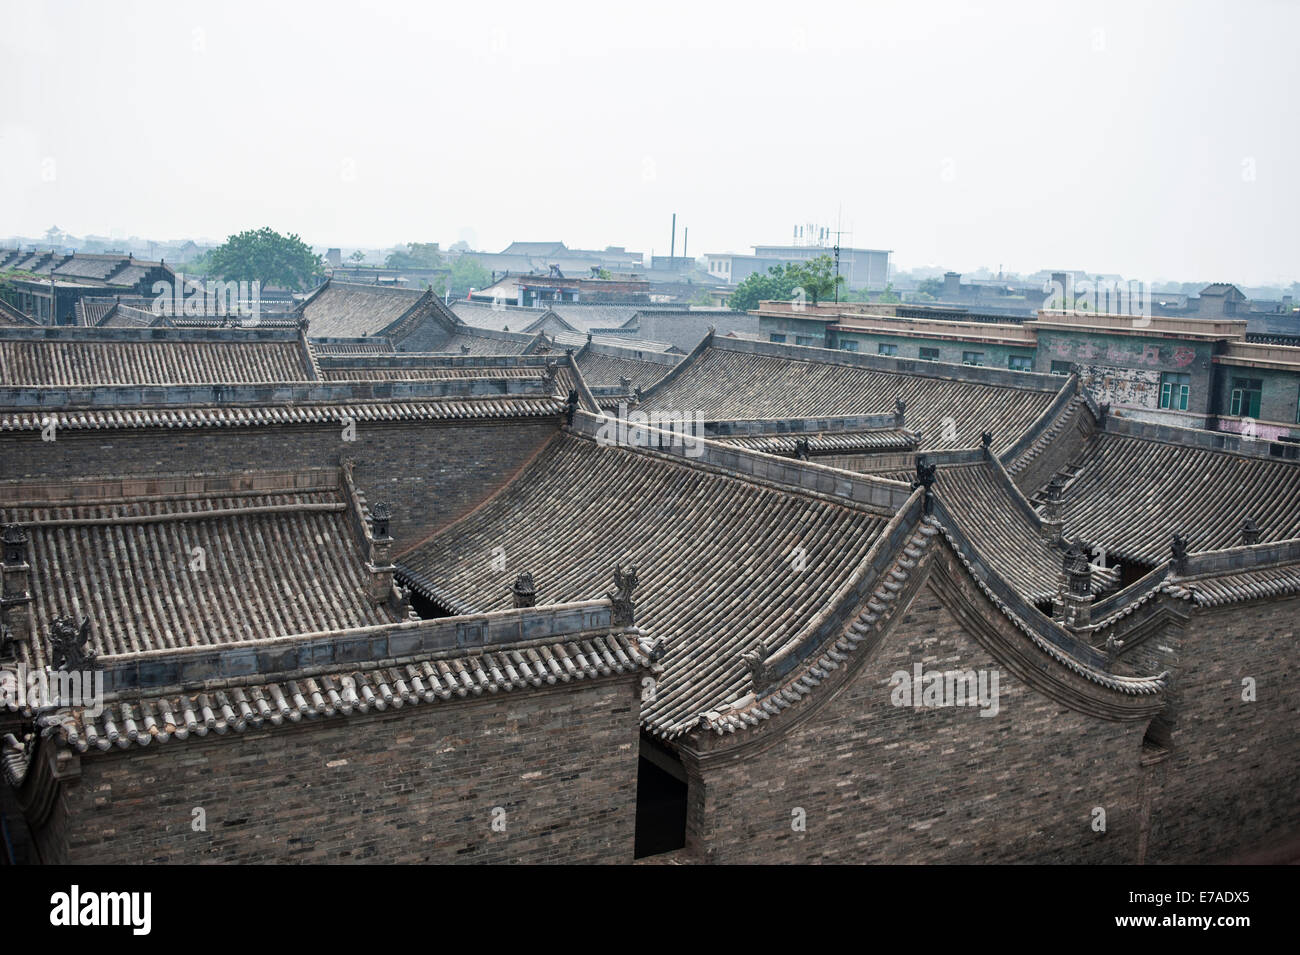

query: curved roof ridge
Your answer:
[690,504,1167,741]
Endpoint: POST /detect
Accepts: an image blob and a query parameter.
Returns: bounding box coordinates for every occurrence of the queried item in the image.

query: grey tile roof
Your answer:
[1042,432,1300,564]
[2,480,400,669]
[396,433,890,738]
[0,329,315,385]
[299,280,439,339]
[640,337,1061,453]
[32,629,652,754]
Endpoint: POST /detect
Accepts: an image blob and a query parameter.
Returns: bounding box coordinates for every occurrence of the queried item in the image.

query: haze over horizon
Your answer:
[2,0,1296,285]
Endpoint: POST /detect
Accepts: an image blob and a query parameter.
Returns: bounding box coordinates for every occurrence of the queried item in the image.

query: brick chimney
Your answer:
[1,524,31,647]
[1054,541,1094,628]
[365,502,395,604]
[1039,476,1065,542]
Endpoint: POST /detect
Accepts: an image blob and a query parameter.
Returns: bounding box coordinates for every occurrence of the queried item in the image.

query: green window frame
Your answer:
[1008,355,1034,371]
[878,343,898,356]
[919,347,940,361]
[962,351,984,366]
[1229,378,1262,418]
[1159,372,1190,411]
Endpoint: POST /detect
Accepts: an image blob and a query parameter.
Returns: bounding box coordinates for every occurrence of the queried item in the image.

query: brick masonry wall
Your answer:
[49,675,641,864]
[683,579,1149,863]
[0,418,557,548]
[1142,596,1300,862]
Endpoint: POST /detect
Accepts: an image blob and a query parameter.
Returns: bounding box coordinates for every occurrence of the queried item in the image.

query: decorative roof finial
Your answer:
[740,638,773,690]
[1241,517,1261,546]
[609,563,638,627]
[511,572,536,609]
[564,389,579,426]
[1170,533,1189,574]
[370,502,392,541]
[2,524,27,565]
[912,455,938,514]
[49,616,97,670]
[980,431,993,451]
[794,437,811,461]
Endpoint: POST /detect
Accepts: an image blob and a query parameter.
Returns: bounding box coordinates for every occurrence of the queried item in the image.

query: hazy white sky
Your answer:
[1,0,1296,283]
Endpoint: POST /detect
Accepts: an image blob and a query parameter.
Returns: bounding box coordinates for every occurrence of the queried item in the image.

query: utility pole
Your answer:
[670,213,676,260]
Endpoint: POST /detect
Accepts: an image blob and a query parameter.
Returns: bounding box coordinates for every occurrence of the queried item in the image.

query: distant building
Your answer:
[705,243,892,292]
[0,249,175,325]
[750,299,1300,439]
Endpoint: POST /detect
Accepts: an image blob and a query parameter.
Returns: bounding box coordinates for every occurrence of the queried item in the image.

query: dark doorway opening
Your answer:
[634,753,687,859]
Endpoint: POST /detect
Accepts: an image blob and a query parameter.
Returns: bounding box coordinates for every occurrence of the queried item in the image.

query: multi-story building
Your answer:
[753,300,1300,439]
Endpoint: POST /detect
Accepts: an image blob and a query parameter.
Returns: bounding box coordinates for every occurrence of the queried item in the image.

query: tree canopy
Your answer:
[208,227,322,291]
[728,254,844,311]
[447,256,491,298]
[385,242,443,270]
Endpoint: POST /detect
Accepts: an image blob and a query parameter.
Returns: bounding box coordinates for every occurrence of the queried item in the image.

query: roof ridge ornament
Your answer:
[794,437,811,461]
[511,572,537,609]
[609,563,638,627]
[49,615,98,671]
[1241,516,1261,546]
[912,455,937,515]
[741,638,773,691]
[1170,533,1189,575]
[564,389,579,425]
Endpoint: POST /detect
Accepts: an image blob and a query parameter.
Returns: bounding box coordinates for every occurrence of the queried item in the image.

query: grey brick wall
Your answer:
[51,675,641,864]
[0,418,557,547]
[684,580,1150,864]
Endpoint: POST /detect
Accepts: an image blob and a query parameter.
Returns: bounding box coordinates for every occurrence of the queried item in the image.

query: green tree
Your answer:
[729,255,844,311]
[447,256,491,297]
[208,227,322,291]
[349,250,366,264]
[917,277,944,298]
[876,283,901,304]
[785,255,844,305]
[385,242,442,270]
[728,265,798,312]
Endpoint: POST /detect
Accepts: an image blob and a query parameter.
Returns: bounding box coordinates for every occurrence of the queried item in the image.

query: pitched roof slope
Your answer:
[397,434,890,737]
[1049,431,1300,563]
[0,329,314,386]
[298,281,434,338]
[637,337,1060,453]
[574,347,679,390]
[3,478,399,668]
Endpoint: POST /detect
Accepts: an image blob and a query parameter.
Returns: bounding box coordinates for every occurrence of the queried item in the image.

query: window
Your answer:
[962,351,984,366]
[1159,372,1190,411]
[878,343,898,356]
[839,341,859,352]
[1229,378,1262,418]
[919,347,940,361]
[795,335,817,346]
[1050,360,1073,376]
[1008,355,1034,371]
[769,333,786,343]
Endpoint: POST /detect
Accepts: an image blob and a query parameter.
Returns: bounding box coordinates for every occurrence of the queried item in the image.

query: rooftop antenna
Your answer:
[833,204,844,303]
